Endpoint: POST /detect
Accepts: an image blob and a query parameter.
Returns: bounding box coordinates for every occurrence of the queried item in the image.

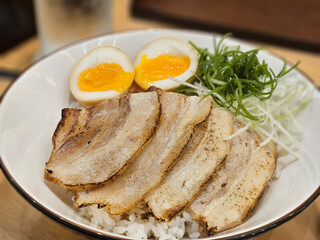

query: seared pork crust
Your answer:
[45,92,160,190]
[75,91,213,216]
[145,109,234,222]
[52,108,86,152]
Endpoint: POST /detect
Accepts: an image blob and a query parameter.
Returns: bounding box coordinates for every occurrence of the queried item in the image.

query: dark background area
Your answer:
[0,0,36,54]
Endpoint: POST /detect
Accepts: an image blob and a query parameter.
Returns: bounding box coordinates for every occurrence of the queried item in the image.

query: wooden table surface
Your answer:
[0,0,319,239]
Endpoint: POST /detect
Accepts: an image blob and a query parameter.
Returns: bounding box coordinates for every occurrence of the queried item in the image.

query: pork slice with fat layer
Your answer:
[194,130,277,234]
[145,109,234,222]
[75,91,213,216]
[189,122,255,220]
[45,92,160,190]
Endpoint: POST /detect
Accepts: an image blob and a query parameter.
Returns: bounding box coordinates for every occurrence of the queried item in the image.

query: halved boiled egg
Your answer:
[70,46,134,106]
[133,38,198,91]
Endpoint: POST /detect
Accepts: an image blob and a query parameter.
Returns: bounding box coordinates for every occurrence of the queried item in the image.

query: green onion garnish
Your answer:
[174,34,300,121]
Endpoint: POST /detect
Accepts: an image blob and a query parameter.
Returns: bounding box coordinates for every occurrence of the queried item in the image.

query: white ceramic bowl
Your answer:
[0,29,319,240]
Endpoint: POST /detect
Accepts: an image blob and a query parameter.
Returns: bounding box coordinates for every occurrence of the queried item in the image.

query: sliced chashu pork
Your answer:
[145,109,233,222]
[75,90,213,216]
[49,96,129,175]
[190,127,277,234]
[45,92,160,190]
[189,122,254,220]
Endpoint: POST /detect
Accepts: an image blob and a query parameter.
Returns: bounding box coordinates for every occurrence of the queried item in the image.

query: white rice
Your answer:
[77,203,204,239]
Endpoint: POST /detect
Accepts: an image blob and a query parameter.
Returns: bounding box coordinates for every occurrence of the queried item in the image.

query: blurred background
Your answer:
[0,1,319,239]
[1,0,320,53]
[1,0,320,54]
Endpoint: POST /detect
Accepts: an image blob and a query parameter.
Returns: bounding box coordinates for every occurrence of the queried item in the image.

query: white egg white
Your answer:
[133,38,198,90]
[70,46,134,106]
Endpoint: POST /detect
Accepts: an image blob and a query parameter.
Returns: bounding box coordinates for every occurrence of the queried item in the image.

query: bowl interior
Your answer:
[0,29,319,239]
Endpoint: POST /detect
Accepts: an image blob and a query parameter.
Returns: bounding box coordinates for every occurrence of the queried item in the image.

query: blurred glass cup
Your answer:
[34,0,112,56]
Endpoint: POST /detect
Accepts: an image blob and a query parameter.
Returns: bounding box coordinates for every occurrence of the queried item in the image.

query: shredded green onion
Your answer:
[171,34,314,160]
[174,34,300,121]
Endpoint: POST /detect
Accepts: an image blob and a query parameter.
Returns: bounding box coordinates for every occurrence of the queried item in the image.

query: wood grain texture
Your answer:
[0,0,319,239]
[0,172,97,240]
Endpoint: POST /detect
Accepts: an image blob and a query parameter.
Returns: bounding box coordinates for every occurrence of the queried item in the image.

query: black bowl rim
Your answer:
[0,29,319,240]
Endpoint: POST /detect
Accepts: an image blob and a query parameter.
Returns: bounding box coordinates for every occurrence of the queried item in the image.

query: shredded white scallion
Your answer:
[168,77,199,90]
[224,121,251,141]
[170,73,314,163]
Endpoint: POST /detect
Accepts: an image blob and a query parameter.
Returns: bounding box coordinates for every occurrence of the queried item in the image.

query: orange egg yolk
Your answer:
[135,54,190,89]
[78,63,134,92]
